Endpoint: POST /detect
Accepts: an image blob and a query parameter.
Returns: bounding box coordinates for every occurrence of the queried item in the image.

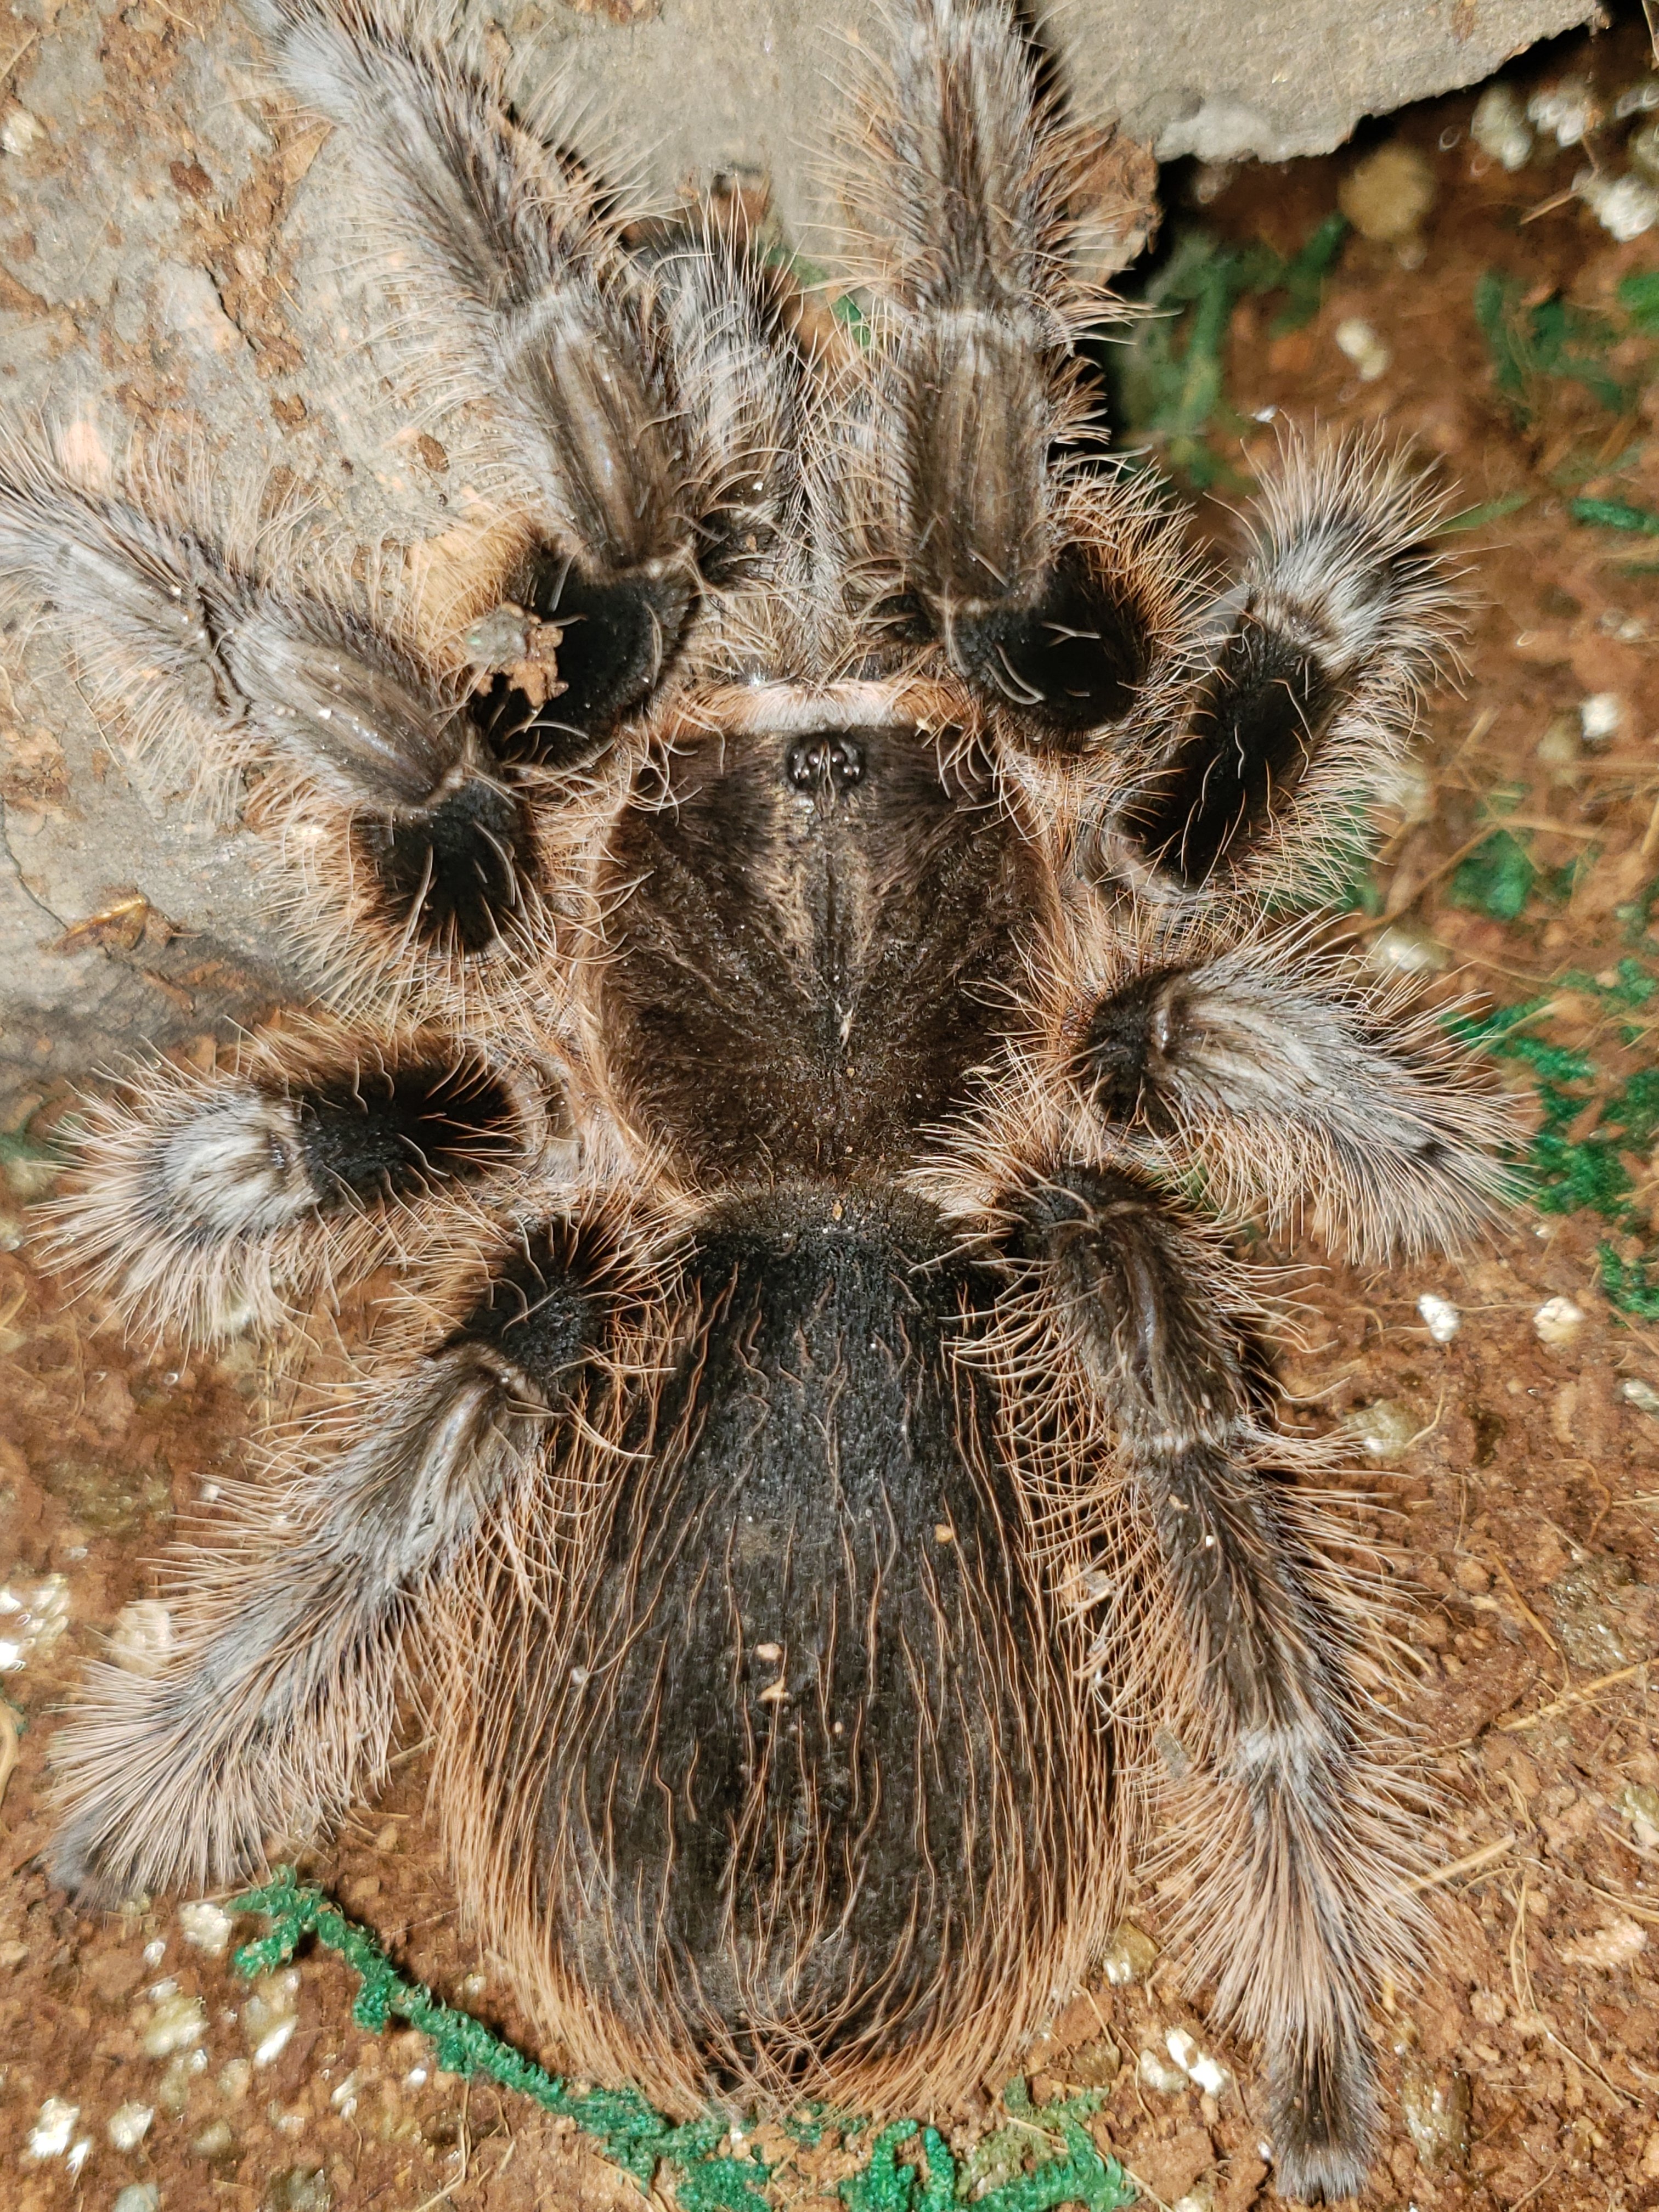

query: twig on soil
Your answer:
[1508,2156,1564,2209]
[1405,1831,1517,1891]
[0,1701,18,1814]
[1496,1660,1651,1731]
[1485,1555,1560,1658]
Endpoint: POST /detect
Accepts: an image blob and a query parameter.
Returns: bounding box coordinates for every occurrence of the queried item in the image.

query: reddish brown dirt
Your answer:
[6,24,1659,2212]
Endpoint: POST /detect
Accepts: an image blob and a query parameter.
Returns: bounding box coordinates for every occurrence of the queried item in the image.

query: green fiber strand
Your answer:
[1451,829,1535,921]
[1571,496,1659,537]
[232,1869,771,2207]
[232,1873,1136,2212]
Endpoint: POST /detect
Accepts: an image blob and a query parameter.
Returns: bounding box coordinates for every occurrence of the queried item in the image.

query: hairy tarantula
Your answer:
[0,0,1513,2197]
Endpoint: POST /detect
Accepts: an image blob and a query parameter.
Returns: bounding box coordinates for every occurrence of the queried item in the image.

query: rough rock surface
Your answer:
[0,0,1599,1099]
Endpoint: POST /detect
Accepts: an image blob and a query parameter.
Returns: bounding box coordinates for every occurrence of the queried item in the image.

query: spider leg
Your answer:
[0,446,556,1002]
[41,1024,565,1345]
[50,1216,618,1910]
[1008,1164,1420,2203]
[839,0,1187,740]
[1074,938,1514,1259]
[253,0,807,714]
[1107,432,1462,898]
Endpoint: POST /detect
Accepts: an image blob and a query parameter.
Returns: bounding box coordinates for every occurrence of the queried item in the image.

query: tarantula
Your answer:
[0,0,1510,2197]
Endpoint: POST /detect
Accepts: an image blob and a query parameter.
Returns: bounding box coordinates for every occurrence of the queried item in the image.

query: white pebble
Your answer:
[114,2188,162,2212]
[253,2016,297,2067]
[141,1987,207,2057]
[1558,1916,1646,1969]
[26,2097,79,2159]
[1621,1377,1659,1415]
[65,2136,92,2177]
[1534,1295,1587,1346]
[1365,921,1449,976]
[1342,1400,1417,1461]
[108,2101,154,2151]
[1138,2045,1189,2095]
[0,1575,70,1669]
[1528,77,1597,146]
[1577,168,1659,242]
[0,103,43,156]
[1472,84,1532,170]
[111,1599,174,1675]
[1334,317,1391,381]
[179,1898,234,1955]
[1417,1293,1462,1344]
[142,1937,167,1967]
[1581,693,1624,743]
[1164,2024,1234,2097]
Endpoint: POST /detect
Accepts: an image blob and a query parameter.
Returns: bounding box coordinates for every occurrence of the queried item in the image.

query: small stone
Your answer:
[1417,1293,1461,1344]
[262,2163,334,2211]
[112,1600,174,1675]
[1622,1378,1659,1416]
[1528,76,1600,146]
[1453,1557,1491,1594]
[244,1968,301,2066]
[1469,1987,1505,2025]
[1342,1400,1417,1461]
[1172,2189,1217,2212]
[1365,921,1449,976]
[1166,2025,1233,2097]
[1065,2036,1121,2086]
[142,1985,208,2057]
[0,1573,70,1670]
[1100,1920,1159,1985]
[113,2190,162,2212]
[1339,142,1436,241]
[461,602,532,668]
[1400,2055,1471,2168]
[1471,83,1532,169]
[1616,1781,1659,1849]
[1533,1296,1586,1346]
[1550,1552,1635,1670]
[108,2101,154,2150]
[157,2046,208,2115]
[179,1898,235,1955]
[1334,317,1391,381]
[1558,1916,1646,1970]
[1139,2045,1189,2095]
[0,102,43,155]
[1577,168,1659,241]
[191,2117,238,2159]
[1630,119,1659,184]
[1580,693,1624,745]
[219,2057,253,2100]
[1537,713,1582,771]
[26,2097,79,2158]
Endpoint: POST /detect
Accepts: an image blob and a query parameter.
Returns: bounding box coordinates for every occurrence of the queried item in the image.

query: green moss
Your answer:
[1474,274,1632,420]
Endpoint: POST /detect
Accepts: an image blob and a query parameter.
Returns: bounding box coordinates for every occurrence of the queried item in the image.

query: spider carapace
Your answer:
[0,0,1514,2196]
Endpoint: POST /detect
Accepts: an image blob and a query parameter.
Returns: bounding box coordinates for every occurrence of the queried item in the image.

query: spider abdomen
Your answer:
[445,1194,1107,2111]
